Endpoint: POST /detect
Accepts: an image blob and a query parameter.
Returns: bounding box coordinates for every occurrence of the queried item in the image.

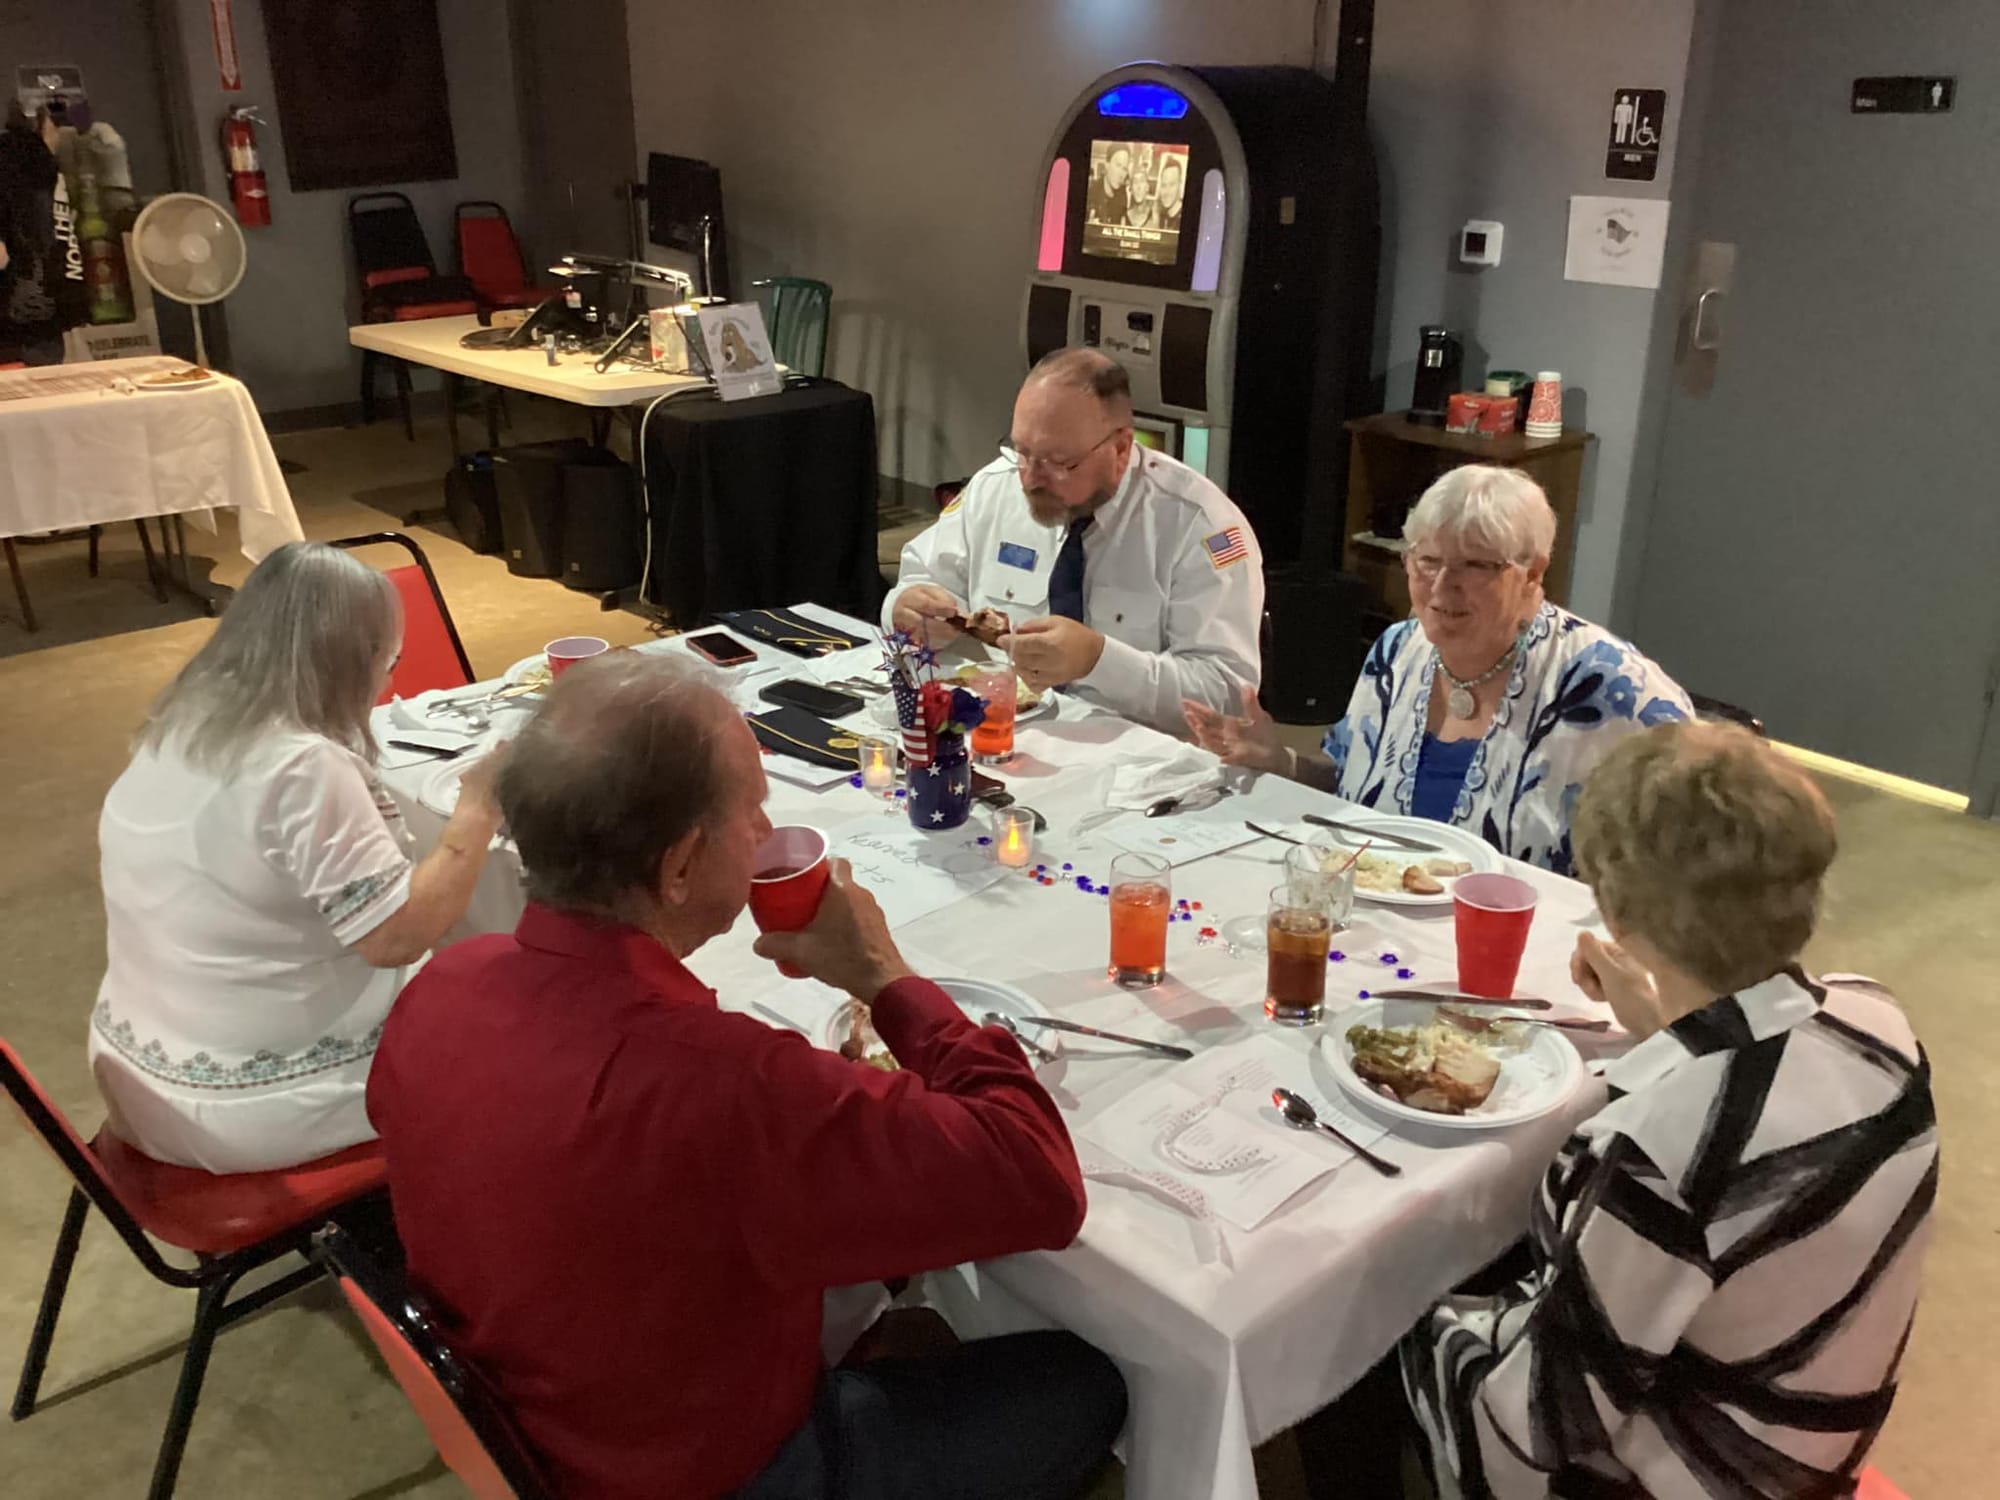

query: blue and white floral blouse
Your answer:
[1322,604,1692,874]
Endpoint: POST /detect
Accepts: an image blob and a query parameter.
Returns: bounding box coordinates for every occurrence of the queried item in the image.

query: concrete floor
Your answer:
[1,411,1994,1497]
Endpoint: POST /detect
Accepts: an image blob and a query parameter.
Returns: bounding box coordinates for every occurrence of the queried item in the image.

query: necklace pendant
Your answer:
[1447,685,1477,720]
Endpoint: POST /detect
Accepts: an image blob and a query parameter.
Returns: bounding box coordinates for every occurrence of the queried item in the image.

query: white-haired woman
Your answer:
[1185,465,1690,873]
[88,542,504,1173]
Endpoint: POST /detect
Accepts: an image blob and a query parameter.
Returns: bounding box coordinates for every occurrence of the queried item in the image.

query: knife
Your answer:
[1301,814,1441,853]
[1369,989,1554,1011]
[1013,1015,1193,1059]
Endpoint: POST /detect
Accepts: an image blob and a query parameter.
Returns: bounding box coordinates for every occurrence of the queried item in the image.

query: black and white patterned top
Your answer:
[1402,969,1936,1498]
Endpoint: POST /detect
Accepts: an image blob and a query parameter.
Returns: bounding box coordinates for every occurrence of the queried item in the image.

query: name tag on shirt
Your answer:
[996,541,1039,571]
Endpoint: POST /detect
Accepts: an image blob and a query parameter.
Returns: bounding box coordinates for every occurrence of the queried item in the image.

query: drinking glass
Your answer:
[1107,851,1171,988]
[1264,882,1332,1026]
[968,663,1018,763]
[1282,834,1358,930]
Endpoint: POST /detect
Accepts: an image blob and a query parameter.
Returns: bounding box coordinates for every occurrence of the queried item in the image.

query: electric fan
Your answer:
[129,193,248,366]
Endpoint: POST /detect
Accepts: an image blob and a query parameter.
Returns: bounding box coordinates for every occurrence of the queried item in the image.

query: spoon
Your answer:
[1271,1088,1402,1177]
[984,1011,1056,1064]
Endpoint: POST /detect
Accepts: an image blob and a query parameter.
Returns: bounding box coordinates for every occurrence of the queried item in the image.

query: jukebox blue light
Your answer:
[1095,83,1190,120]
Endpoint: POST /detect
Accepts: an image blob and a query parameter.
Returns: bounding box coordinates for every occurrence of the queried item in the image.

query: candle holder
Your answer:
[991,805,1036,869]
[854,735,899,793]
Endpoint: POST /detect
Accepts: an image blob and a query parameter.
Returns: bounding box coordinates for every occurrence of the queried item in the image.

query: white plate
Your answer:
[415,755,472,818]
[136,370,219,390]
[501,654,556,694]
[1308,814,1501,908]
[820,977,1061,1067]
[1319,998,1585,1131]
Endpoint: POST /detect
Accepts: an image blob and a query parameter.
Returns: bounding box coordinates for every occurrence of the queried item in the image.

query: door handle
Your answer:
[1691,288,1725,352]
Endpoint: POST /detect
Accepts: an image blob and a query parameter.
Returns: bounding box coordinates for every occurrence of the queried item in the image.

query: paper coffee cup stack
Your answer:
[1524,371,1563,438]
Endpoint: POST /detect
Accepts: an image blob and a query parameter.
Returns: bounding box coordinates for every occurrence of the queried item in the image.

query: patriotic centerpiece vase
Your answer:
[884,631,986,832]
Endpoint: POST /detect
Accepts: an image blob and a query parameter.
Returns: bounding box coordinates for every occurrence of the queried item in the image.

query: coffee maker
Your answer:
[1408,325,1463,426]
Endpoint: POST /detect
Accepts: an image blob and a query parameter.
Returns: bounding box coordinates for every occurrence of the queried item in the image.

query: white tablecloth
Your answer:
[0,357,304,557]
[374,609,1616,1500]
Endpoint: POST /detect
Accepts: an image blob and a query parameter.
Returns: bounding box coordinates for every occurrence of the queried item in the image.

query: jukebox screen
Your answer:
[1080,140,1189,267]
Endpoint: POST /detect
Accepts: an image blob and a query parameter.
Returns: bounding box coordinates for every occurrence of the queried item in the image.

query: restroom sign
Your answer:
[1605,88,1667,181]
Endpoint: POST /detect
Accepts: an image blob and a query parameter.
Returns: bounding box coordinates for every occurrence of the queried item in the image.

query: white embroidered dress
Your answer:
[89,731,417,1172]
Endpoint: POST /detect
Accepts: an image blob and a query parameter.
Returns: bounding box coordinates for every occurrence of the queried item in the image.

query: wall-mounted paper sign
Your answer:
[1563,196,1671,290]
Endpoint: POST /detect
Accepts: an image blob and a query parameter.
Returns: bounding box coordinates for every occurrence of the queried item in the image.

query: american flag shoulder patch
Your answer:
[1204,526,1248,569]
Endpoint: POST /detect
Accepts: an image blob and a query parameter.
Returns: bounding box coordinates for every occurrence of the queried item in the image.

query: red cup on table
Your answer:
[748,826,831,978]
[1452,872,1539,998]
[545,636,609,678]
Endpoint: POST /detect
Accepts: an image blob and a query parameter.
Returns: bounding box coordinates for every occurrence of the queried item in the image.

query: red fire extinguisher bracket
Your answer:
[222,106,271,228]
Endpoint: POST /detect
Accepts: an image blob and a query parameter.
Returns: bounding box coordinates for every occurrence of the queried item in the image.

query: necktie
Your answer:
[1048,517,1092,622]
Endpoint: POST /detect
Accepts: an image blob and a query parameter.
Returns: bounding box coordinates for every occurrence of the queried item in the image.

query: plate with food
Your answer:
[1319,998,1585,1131]
[823,977,1062,1071]
[499,655,557,697]
[137,365,219,389]
[1311,815,1499,907]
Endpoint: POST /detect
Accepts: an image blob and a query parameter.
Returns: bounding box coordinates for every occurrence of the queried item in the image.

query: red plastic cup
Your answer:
[1453,872,1539,998]
[748,826,831,978]
[545,636,609,678]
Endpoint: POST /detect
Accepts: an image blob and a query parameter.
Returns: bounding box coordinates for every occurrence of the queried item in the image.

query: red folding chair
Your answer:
[315,1226,553,1500]
[330,532,476,702]
[2,1038,388,1499]
[350,192,481,441]
[454,202,551,315]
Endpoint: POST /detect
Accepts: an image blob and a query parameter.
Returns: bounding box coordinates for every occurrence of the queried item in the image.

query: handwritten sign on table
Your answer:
[1083,1037,1392,1231]
[834,826,1012,932]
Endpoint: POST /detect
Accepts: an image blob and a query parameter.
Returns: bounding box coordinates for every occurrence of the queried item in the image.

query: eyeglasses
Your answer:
[999,426,1124,479]
[1407,553,1517,582]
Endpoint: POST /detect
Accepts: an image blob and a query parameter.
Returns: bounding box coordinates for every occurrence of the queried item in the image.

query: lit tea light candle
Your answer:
[855,736,898,792]
[992,807,1036,868]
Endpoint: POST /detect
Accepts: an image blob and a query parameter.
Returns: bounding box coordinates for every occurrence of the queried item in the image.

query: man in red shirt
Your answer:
[367,652,1125,1499]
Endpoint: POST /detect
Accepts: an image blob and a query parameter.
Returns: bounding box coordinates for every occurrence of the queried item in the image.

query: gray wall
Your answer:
[628,0,1701,615]
[164,0,526,413]
[0,0,174,193]
[1358,0,1699,622]
[627,0,1316,498]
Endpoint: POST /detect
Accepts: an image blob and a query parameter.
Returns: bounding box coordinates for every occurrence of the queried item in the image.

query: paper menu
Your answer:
[1081,1037,1393,1231]
[833,826,1013,931]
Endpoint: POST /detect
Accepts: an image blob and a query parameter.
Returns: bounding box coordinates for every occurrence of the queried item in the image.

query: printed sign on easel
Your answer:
[1605,88,1667,181]
[696,303,784,401]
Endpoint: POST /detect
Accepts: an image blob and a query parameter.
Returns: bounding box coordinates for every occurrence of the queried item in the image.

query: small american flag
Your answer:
[1204,527,1248,569]
[901,725,932,767]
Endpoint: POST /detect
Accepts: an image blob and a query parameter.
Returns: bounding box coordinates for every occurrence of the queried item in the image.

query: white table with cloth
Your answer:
[373,606,1621,1500]
[0,357,304,561]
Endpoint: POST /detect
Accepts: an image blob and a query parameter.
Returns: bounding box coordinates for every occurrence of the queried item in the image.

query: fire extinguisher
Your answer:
[222,106,271,227]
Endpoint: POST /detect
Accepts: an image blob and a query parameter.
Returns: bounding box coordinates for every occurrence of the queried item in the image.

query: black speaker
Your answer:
[442,454,500,554]
[493,439,588,578]
[559,453,642,592]
[1259,566,1377,725]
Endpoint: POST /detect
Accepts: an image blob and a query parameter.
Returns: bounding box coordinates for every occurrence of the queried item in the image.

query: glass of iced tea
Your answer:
[1107,851,1171,987]
[1265,883,1332,1026]
[968,664,1018,763]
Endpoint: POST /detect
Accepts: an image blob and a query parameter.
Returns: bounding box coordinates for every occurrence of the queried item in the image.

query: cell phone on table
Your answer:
[686,630,757,667]
[760,679,866,718]
[969,769,1008,803]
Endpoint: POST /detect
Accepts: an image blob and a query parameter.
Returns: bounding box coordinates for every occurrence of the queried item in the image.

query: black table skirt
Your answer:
[639,378,882,626]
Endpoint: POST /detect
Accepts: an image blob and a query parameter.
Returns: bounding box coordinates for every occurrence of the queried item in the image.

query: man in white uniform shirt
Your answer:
[884,349,1263,735]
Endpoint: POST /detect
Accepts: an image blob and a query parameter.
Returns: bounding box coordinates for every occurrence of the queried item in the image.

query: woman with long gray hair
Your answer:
[88,542,503,1172]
